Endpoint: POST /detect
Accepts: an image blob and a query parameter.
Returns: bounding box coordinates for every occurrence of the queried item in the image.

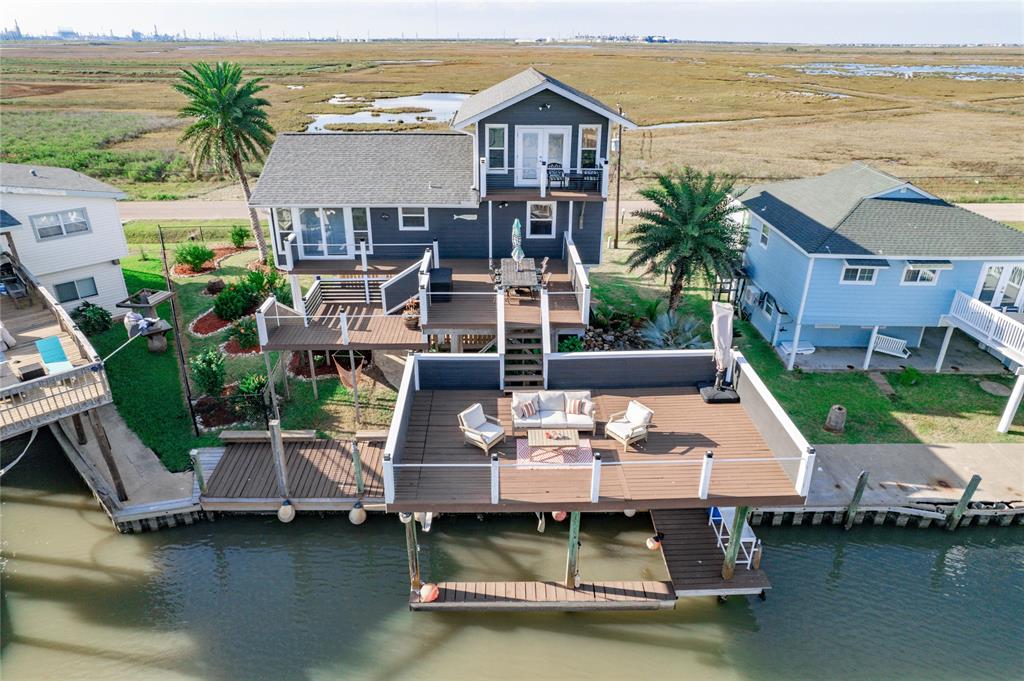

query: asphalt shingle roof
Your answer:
[452,67,629,128]
[248,133,477,207]
[0,163,124,197]
[737,162,1024,258]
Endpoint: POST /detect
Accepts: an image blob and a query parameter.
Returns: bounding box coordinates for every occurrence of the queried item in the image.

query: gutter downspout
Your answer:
[787,256,816,371]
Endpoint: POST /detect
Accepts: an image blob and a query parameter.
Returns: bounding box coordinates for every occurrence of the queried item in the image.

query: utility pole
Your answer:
[613,105,624,249]
[158,226,200,436]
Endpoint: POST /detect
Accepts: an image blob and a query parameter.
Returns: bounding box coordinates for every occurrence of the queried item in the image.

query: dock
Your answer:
[409,580,676,612]
[652,509,771,598]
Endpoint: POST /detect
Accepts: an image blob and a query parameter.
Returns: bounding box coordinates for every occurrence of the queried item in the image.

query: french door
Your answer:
[295,207,358,259]
[514,126,571,186]
[977,263,1024,310]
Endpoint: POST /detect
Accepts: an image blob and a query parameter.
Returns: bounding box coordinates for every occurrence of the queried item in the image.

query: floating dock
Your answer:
[409,580,676,612]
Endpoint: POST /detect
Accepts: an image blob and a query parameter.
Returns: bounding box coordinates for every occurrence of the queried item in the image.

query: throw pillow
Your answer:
[517,400,537,418]
[567,398,592,416]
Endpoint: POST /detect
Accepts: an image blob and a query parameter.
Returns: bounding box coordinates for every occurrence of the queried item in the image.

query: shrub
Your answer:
[639,312,711,349]
[894,366,923,388]
[229,317,260,349]
[189,348,226,396]
[235,373,269,421]
[71,301,113,336]
[213,282,259,321]
[174,243,214,272]
[229,225,249,249]
[558,335,585,353]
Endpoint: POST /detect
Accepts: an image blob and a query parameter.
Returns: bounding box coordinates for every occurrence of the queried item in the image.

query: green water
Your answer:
[2,430,1022,681]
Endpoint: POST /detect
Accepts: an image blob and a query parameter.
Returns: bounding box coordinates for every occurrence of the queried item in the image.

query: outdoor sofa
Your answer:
[510,390,597,434]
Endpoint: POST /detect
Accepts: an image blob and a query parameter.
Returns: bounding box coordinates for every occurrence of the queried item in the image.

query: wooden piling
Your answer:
[844,470,869,531]
[721,505,751,581]
[71,412,88,445]
[947,474,982,531]
[269,419,290,497]
[405,517,421,590]
[190,449,206,495]
[350,440,365,495]
[87,408,127,502]
[565,511,581,588]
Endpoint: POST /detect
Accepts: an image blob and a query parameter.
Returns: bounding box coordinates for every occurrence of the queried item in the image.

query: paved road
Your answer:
[119,199,1024,223]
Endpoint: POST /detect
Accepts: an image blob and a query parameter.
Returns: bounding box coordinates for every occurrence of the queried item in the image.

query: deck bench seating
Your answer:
[510,390,596,434]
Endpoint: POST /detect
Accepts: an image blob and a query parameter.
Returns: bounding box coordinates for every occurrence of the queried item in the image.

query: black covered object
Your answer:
[698,381,740,404]
[429,267,453,303]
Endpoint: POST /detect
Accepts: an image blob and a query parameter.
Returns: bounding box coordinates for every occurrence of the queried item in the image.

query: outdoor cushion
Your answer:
[606,420,644,441]
[459,403,486,430]
[515,400,538,419]
[35,336,69,365]
[567,398,586,415]
[625,401,654,426]
[563,413,594,429]
[562,390,591,404]
[44,360,75,374]
[536,390,565,412]
[511,392,538,410]
[465,421,504,445]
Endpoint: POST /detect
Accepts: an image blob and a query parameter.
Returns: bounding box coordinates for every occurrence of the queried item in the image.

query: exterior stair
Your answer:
[503,325,544,389]
[319,279,382,306]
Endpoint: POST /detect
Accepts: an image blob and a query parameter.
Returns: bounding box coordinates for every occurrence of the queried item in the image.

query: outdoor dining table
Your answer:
[500,257,538,289]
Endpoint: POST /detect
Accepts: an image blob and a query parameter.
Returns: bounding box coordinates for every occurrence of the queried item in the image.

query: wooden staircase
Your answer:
[503,325,544,389]
[318,279,383,306]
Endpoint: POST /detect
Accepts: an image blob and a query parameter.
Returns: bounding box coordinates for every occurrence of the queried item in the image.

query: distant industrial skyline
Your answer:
[3,0,1022,45]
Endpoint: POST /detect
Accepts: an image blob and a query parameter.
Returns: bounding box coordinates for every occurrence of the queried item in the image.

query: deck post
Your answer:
[383,454,395,504]
[934,325,955,373]
[589,453,601,503]
[432,239,440,268]
[721,505,751,581]
[997,371,1024,434]
[796,446,816,497]
[71,412,88,445]
[190,449,207,495]
[862,326,879,370]
[289,275,305,319]
[263,351,280,419]
[281,351,291,399]
[490,453,500,504]
[947,474,981,531]
[405,515,422,590]
[307,351,319,400]
[269,419,290,498]
[565,511,581,588]
[844,470,869,531]
[349,349,361,424]
[487,200,494,266]
[698,450,714,499]
[87,408,127,502]
[350,439,365,495]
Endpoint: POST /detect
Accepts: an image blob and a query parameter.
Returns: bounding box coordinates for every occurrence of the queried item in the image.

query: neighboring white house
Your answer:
[0,163,130,315]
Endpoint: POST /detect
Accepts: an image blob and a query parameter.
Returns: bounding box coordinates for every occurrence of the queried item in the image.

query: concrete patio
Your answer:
[788,327,1011,375]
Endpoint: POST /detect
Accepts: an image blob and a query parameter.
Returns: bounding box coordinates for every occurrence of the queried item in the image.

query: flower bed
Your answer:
[288,350,340,379]
[172,246,250,276]
[221,338,261,356]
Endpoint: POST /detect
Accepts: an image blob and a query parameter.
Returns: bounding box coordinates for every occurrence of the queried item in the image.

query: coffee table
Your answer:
[527,428,579,448]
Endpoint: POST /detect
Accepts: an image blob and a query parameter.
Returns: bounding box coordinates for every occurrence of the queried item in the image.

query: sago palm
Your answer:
[175,62,274,261]
[626,168,746,311]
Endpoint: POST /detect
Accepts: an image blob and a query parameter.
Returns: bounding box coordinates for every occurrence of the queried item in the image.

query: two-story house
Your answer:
[735,162,1024,385]
[0,163,130,314]
[248,68,635,388]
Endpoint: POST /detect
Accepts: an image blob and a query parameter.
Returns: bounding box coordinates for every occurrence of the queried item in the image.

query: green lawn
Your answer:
[123,219,270,246]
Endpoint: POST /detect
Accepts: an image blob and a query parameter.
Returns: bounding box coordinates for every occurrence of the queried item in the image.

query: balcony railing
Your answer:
[480,158,610,199]
[946,290,1024,366]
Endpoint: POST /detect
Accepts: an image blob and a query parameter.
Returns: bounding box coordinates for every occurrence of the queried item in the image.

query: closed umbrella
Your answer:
[711,301,734,388]
[511,218,525,269]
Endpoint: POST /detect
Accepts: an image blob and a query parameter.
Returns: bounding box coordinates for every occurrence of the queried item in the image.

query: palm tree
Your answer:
[174,62,274,261]
[626,168,746,311]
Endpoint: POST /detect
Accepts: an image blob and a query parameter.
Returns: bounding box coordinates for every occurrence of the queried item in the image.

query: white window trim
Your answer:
[839,266,879,285]
[900,266,940,286]
[526,201,557,239]
[55,276,99,303]
[484,124,508,173]
[576,124,602,170]
[759,223,770,249]
[399,207,429,231]
[30,207,92,241]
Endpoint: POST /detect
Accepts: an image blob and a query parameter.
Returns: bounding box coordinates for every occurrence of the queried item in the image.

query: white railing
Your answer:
[563,234,591,326]
[280,233,296,271]
[383,355,417,504]
[255,295,278,346]
[947,290,1024,365]
[480,158,608,196]
[381,259,425,314]
[496,291,506,389]
[540,288,552,388]
[0,363,112,439]
[417,248,432,326]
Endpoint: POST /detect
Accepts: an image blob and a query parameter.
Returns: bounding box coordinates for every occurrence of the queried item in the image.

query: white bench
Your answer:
[709,506,759,569]
[873,333,911,359]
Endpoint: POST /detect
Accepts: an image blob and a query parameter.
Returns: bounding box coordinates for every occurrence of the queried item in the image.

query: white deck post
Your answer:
[480,157,488,198]
[432,239,440,268]
[490,454,500,504]
[496,291,506,390]
[539,161,547,198]
[863,326,879,370]
[540,288,551,388]
[698,450,714,499]
[383,454,395,504]
[796,446,816,497]
[338,310,350,345]
[935,325,955,373]
[997,371,1024,434]
[360,240,370,304]
[487,200,494,267]
[590,453,602,503]
[600,158,610,197]
[289,275,305,318]
[269,419,290,498]
[786,323,802,371]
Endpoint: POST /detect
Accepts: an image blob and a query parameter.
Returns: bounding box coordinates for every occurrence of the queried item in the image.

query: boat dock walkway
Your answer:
[651,509,770,598]
[409,580,676,612]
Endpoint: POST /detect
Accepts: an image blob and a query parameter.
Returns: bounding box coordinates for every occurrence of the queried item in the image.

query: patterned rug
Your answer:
[516,438,594,466]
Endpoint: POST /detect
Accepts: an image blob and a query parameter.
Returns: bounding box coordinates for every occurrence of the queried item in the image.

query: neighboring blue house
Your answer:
[735,162,1024,373]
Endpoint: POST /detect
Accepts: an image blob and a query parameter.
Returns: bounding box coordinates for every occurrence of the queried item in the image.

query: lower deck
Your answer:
[409,580,676,612]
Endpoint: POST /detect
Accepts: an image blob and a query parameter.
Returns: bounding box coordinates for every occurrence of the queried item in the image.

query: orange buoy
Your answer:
[420,583,440,603]
[646,534,663,550]
[552,511,568,522]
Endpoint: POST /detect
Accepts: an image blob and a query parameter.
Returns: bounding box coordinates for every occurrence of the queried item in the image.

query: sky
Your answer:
[3,0,1022,45]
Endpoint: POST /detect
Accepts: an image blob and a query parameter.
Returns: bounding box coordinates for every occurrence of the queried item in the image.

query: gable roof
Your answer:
[248,133,478,207]
[451,68,635,129]
[0,163,125,199]
[737,162,1024,258]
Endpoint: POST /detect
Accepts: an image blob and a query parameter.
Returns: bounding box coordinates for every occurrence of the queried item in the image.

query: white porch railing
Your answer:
[417,248,432,326]
[540,288,552,388]
[945,290,1024,365]
[381,259,425,314]
[563,232,591,326]
[479,157,609,197]
[496,291,506,390]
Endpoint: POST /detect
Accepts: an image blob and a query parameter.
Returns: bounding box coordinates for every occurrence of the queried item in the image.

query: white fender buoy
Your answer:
[623,509,637,518]
[420,583,440,603]
[552,511,567,522]
[277,500,296,523]
[348,501,367,525]
[399,511,413,524]
[646,533,663,550]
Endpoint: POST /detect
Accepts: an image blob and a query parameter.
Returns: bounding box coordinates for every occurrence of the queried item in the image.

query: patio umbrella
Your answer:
[711,301,734,389]
[511,218,525,269]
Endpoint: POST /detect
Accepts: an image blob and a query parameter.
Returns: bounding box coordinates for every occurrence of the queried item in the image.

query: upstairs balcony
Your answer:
[0,259,111,439]
[479,158,609,202]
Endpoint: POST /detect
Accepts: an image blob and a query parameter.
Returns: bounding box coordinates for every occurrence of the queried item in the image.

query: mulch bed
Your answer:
[194,385,244,429]
[172,246,251,277]
[288,350,340,379]
[221,338,261,356]
[188,307,232,337]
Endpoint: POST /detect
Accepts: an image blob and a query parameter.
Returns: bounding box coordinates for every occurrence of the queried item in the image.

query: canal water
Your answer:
[2,430,1022,681]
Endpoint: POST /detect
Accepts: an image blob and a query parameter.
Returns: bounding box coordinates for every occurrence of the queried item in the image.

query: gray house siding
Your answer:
[487,200,602,264]
[477,90,610,190]
[416,357,501,389]
[546,352,717,389]
[368,207,487,259]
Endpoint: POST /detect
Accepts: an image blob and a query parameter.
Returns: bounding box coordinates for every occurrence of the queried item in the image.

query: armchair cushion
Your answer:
[625,400,654,427]
[465,421,504,446]
[606,420,646,442]
[458,403,487,430]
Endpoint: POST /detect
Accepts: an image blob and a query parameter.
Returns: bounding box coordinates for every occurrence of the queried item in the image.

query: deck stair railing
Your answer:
[381,259,425,314]
[416,248,433,326]
[563,232,591,326]
[945,290,1024,365]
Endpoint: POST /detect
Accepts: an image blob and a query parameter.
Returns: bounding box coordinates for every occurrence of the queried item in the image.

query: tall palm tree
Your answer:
[626,168,747,311]
[174,62,274,261]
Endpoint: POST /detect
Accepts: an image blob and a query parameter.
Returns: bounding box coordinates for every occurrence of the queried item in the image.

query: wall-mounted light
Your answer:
[498,202,508,209]
[381,213,390,221]
[537,103,551,111]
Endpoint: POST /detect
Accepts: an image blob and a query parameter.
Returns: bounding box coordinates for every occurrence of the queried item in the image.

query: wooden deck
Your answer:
[484,187,605,203]
[410,579,676,612]
[1,294,89,371]
[200,439,386,511]
[652,509,771,597]
[262,303,426,351]
[390,388,804,512]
